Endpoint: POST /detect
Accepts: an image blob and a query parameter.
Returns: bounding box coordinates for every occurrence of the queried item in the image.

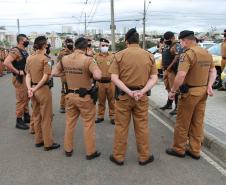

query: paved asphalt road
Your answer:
[0,74,225,185]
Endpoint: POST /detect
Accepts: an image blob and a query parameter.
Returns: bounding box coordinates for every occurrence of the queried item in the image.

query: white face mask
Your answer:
[100,46,109,53]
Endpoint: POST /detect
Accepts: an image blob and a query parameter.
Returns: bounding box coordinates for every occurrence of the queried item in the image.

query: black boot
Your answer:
[95,118,104,123]
[160,99,173,110]
[23,113,30,123]
[16,118,29,130]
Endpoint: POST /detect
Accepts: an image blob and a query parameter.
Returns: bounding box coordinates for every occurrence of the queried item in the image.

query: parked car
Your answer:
[198,41,215,49]
[148,47,163,77]
[208,44,222,89]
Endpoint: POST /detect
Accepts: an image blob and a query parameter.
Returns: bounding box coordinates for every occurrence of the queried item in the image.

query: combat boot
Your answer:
[16,118,29,130]
[160,99,173,110]
[23,113,30,123]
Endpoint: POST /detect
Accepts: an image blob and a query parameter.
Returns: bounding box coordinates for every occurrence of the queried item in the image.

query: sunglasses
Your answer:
[101,44,109,47]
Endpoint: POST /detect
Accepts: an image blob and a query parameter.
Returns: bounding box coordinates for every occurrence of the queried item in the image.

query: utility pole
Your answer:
[85,13,87,35]
[17,18,20,34]
[110,0,116,52]
[142,0,146,49]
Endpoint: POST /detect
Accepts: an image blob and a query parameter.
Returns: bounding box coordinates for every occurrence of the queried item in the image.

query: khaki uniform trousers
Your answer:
[221,58,226,71]
[64,93,96,155]
[12,76,29,118]
[113,94,150,162]
[172,91,208,157]
[163,70,176,92]
[60,77,66,109]
[97,82,115,119]
[32,85,53,147]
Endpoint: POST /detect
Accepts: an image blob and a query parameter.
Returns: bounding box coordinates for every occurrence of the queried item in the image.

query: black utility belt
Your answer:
[99,79,111,83]
[31,82,49,86]
[179,84,207,94]
[68,88,91,97]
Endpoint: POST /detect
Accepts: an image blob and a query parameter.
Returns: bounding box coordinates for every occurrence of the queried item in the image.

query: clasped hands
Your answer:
[127,90,145,101]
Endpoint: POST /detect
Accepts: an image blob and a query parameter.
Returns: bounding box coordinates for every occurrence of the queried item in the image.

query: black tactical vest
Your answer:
[162,44,175,70]
[12,47,29,75]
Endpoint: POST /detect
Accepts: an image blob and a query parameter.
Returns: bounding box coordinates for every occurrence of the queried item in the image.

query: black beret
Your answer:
[224,29,226,32]
[179,30,195,39]
[163,31,174,40]
[75,37,86,46]
[125,28,137,41]
[100,38,110,43]
[65,38,73,43]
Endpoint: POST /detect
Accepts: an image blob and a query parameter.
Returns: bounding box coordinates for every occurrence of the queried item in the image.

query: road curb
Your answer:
[148,98,226,169]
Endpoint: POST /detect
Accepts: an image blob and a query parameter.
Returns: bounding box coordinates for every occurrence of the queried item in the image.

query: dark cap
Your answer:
[179,30,195,39]
[163,31,174,40]
[100,38,110,43]
[224,29,226,33]
[125,28,137,41]
[75,37,86,46]
[65,38,73,43]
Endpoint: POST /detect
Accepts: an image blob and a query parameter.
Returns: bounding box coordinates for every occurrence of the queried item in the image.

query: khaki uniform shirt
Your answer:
[26,51,51,83]
[178,45,214,94]
[57,48,73,63]
[95,52,113,80]
[109,44,158,88]
[53,49,99,90]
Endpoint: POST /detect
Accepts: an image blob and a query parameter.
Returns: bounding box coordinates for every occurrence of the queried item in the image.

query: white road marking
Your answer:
[148,110,226,177]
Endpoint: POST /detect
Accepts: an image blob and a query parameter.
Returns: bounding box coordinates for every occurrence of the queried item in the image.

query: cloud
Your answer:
[0,0,225,34]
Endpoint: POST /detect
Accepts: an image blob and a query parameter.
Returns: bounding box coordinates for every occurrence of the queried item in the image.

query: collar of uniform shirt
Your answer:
[99,52,109,56]
[35,50,46,54]
[127,44,140,48]
[75,49,85,54]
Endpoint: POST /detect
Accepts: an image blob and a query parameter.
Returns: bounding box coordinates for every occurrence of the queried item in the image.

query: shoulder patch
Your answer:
[179,53,186,63]
[93,59,97,64]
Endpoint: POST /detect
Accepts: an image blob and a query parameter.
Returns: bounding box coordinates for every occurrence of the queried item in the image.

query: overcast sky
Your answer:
[0,0,226,34]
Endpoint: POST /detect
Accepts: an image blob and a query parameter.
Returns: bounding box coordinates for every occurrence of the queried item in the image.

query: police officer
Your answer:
[86,38,96,57]
[95,38,115,125]
[52,37,102,159]
[0,48,5,77]
[25,36,60,151]
[4,34,30,130]
[57,38,74,113]
[221,29,226,74]
[166,30,216,159]
[160,31,181,115]
[109,28,158,166]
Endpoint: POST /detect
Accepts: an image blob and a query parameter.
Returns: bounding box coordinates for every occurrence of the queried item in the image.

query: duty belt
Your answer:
[31,81,49,86]
[120,87,142,96]
[99,79,111,83]
[68,89,82,94]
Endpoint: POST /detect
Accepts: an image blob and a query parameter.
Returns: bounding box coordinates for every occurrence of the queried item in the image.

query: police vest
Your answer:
[184,47,212,87]
[12,47,29,74]
[162,44,175,69]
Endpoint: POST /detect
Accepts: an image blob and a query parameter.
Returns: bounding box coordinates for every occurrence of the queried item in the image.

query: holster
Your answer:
[88,86,98,104]
[48,78,54,88]
[78,88,88,97]
[179,84,189,94]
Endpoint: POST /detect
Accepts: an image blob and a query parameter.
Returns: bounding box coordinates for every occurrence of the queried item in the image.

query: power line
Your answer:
[3,18,141,28]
